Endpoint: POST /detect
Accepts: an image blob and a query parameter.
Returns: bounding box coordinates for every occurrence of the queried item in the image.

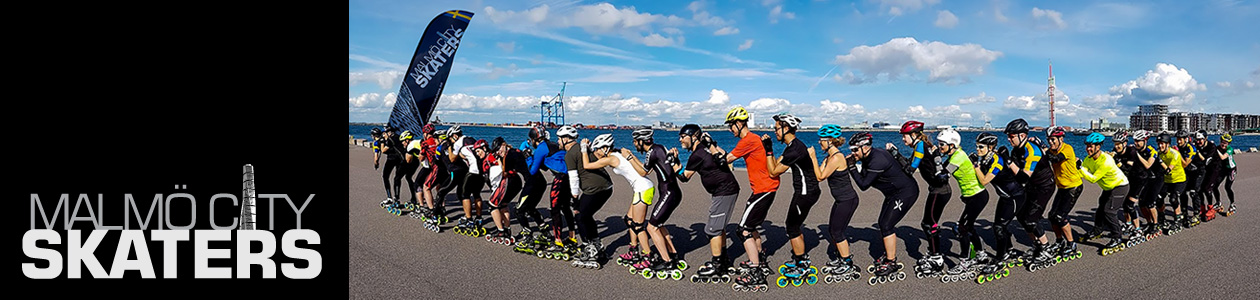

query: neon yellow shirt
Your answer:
[1160,149,1186,183]
[1080,152,1129,190]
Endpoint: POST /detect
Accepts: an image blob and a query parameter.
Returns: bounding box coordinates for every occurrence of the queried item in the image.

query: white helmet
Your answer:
[592,133,615,149]
[936,128,961,146]
[772,113,802,129]
[556,125,578,139]
[447,124,463,136]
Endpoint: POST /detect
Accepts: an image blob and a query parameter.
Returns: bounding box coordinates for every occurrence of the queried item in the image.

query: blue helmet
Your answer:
[818,124,844,139]
[1085,132,1107,145]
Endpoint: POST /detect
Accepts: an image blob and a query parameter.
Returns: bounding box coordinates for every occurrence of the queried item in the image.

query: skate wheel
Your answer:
[778,265,789,275]
[806,274,818,285]
[791,278,803,287]
[690,275,700,283]
[867,265,876,273]
[657,272,667,280]
[897,272,906,280]
[721,275,731,283]
[868,277,878,285]
[536,252,544,258]
[641,269,653,279]
[916,273,924,279]
[671,271,683,281]
[776,276,789,288]
[824,276,834,284]
[977,276,986,284]
[677,260,688,270]
[731,285,741,292]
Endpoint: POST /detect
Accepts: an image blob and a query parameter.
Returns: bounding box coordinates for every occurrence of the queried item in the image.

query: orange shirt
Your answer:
[730,132,780,194]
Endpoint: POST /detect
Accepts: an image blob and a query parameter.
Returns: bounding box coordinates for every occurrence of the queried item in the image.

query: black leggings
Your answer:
[1182,171,1203,213]
[957,192,990,257]
[919,192,952,256]
[1203,168,1222,206]
[1095,185,1129,238]
[1017,182,1055,238]
[514,173,548,229]
[828,196,859,244]
[396,161,418,202]
[1225,168,1236,205]
[785,192,821,239]
[993,193,1024,258]
[878,192,919,237]
[1049,186,1083,228]
[1141,176,1163,209]
[1160,182,1186,221]
[577,189,613,242]
[381,158,400,199]
[549,175,576,239]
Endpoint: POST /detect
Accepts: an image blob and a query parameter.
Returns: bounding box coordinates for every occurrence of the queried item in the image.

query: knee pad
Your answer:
[1050,213,1069,228]
[633,221,648,233]
[624,215,634,230]
[741,230,756,242]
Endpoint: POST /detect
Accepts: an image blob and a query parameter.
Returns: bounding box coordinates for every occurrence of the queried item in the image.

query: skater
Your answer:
[722,107,781,292]
[1217,134,1237,216]
[1175,130,1202,227]
[538,125,580,259]
[416,124,449,225]
[396,130,420,207]
[1078,132,1132,256]
[1195,131,1222,221]
[1003,119,1058,272]
[512,126,551,241]
[885,120,950,278]
[570,134,617,268]
[762,113,822,288]
[453,138,489,237]
[1111,130,1156,236]
[376,126,405,213]
[847,132,919,285]
[1137,131,1168,238]
[633,128,689,279]
[484,137,526,245]
[1157,133,1188,235]
[677,125,741,284]
[808,125,862,284]
[1044,126,1084,260]
[972,132,1017,284]
[935,129,992,283]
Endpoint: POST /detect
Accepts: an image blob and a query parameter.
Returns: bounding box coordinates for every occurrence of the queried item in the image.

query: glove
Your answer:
[667,152,680,166]
[968,152,980,165]
[980,153,995,169]
[715,152,730,168]
[1048,152,1066,163]
[580,140,590,153]
[1076,158,1083,168]
[886,144,899,152]
[761,135,774,156]
[701,132,715,147]
[997,146,1011,161]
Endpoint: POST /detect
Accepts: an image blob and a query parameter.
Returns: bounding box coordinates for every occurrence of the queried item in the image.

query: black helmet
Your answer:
[1004,119,1030,135]
[370,127,382,136]
[1157,132,1172,143]
[384,125,397,132]
[491,137,506,151]
[679,124,702,137]
[976,132,999,145]
[1175,130,1189,138]
[848,132,873,147]
[632,128,654,141]
[528,125,546,141]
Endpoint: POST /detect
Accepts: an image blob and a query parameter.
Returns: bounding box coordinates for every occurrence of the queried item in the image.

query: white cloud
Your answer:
[1108,63,1206,108]
[833,37,1003,84]
[1003,95,1039,111]
[1031,7,1067,29]
[769,5,796,23]
[349,93,383,108]
[349,70,402,89]
[642,33,676,47]
[704,89,731,105]
[958,92,994,104]
[935,10,958,28]
[496,41,516,53]
[878,0,941,16]
[714,26,740,35]
[738,39,754,51]
[1217,81,1232,88]
[483,63,519,80]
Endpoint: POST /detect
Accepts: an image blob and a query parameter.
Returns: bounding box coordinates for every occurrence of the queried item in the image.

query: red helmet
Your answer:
[473,139,488,150]
[1046,126,1067,138]
[422,124,435,135]
[899,121,925,134]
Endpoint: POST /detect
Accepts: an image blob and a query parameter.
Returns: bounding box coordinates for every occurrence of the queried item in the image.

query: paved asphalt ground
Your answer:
[349,145,1260,298]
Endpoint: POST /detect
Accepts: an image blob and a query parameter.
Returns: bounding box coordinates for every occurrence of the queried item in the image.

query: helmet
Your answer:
[422,124,435,135]
[491,137,506,151]
[936,128,961,146]
[679,124,702,137]
[370,127,382,136]
[1004,119,1030,135]
[899,121,925,134]
[384,125,397,133]
[1112,130,1129,142]
[400,130,414,141]
[435,129,448,140]
[1157,132,1172,144]
[1175,130,1189,138]
[1132,130,1150,142]
[556,125,578,139]
[848,132,873,147]
[1046,126,1067,138]
[976,132,999,145]
[772,113,802,129]
[448,125,462,136]
[818,124,844,139]
[528,125,546,141]
[1085,132,1106,145]
[1222,133,1233,143]
[632,128,654,141]
[1194,130,1206,140]
[592,134,615,149]
[472,139,488,151]
[725,107,750,124]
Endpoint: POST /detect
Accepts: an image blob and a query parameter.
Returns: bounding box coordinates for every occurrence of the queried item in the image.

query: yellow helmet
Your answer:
[725,106,750,124]
[1222,133,1233,143]
[400,130,414,141]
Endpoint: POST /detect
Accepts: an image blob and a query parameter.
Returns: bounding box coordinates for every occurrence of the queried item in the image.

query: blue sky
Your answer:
[349,0,1260,127]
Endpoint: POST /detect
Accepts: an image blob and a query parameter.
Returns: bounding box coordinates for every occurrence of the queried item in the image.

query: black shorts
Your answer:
[648,186,682,227]
[739,191,777,232]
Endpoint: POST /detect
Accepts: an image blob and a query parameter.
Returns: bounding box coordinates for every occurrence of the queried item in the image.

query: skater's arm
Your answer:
[625,149,649,177]
[528,143,547,175]
[1078,158,1102,183]
[817,150,847,181]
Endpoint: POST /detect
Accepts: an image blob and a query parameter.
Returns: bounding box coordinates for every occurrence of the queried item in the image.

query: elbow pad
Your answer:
[568,170,581,193]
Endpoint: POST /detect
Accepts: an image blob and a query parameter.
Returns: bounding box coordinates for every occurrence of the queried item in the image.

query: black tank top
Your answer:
[824,152,858,202]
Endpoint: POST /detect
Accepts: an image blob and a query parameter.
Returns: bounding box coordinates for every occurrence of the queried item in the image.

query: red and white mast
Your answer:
[1048,60,1056,127]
